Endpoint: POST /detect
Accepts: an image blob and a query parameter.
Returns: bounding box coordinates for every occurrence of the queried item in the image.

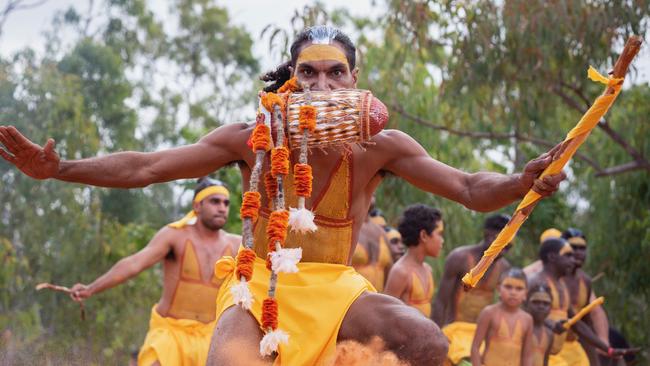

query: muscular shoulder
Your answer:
[370,129,421,154]
[445,246,471,270]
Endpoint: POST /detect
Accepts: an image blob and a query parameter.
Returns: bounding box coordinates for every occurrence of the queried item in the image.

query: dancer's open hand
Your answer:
[0,126,59,179]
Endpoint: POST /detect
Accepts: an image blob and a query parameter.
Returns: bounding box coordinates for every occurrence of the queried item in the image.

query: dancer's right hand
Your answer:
[70,283,92,302]
[0,126,59,179]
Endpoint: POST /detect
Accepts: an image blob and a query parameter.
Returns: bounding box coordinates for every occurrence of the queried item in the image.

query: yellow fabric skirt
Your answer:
[442,321,480,365]
[556,339,589,366]
[138,306,216,366]
[215,254,375,366]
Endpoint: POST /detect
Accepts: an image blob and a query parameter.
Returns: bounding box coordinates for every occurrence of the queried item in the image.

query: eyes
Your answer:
[299,67,345,78]
[209,198,230,206]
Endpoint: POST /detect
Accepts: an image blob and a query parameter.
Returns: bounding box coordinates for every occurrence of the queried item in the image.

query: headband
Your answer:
[568,237,587,246]
[386,229,401,241]
[169,185,230,228]
[539,228,562,244]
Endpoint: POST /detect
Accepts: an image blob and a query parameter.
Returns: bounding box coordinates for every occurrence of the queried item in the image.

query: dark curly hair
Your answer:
[397,204,442,247]
[260,25,357,92]
[539,237,567,264]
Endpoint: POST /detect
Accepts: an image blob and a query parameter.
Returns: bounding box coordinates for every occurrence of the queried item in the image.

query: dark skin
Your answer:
[0,40,566,366]
[526,291,553,366]
[528,250,634,359]
[68,194,240,322]
[431,229,512,326]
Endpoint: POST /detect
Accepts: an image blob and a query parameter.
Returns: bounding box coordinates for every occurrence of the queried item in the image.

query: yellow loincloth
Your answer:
[215,254,375,365]
[556,339,589,366]
[442,321,482,365]
[138,306,216,366]
[548,354,569,366]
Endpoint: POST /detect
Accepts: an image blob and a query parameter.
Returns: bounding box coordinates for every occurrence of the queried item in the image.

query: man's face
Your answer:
[388,235,405,261]
[195,193,229,231]
[293,42,358,91]
[423,221,444,258]
[555,248,575,276]
[568,239,587,267]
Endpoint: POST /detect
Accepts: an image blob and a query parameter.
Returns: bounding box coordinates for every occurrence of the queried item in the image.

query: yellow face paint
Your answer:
[386,229,401,241]
[296,44,348,66]
[502,277,527,290]
[194,185,230,203]
[568,237,587,247]
[529,292,552,304]
[559,243,574,256]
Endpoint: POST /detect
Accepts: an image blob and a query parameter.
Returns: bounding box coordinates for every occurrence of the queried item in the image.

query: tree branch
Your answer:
[0,0,48,40]
[594,161,649,177]
[391,104,604,173]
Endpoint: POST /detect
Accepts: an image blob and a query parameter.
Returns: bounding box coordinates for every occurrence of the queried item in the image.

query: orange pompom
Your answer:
[266,210,289,245]
[298,105,317,132]
[240,191,261,221]
[261,93,285,113]
[264,171,278,201]
[251,124,272,152]
[294,163,313,198]
[277,77,300,93]
[261,298,279,330]
[236,248,256,281]
[265,255,273,271]
[271,146,290,177]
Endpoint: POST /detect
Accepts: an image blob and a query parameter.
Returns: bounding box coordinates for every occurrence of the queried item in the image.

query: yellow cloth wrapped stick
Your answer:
[563,296,605,329]
[461,36,643,289]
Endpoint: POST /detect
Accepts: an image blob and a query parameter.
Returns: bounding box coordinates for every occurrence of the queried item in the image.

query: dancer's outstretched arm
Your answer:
[0,123,251,188]
[377,130,566,212]
[69,226,177,301]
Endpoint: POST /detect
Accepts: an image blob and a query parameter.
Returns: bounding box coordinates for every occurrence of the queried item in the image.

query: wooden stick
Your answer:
[564,296,605,329]
[36,282,86,321]
[461,36,643,290]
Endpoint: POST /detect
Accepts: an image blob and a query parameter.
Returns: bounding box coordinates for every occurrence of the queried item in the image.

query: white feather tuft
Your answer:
[288,207,317,233]
[230,280,253,310]
[270,248,302,274]
[259,329,289,356]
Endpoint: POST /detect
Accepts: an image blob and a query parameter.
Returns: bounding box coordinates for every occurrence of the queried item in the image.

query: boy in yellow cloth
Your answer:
[1,25,565,366]
[470,268,534,366]
[432,215,513,365]
[69,178,240,366]
[384,204,443,317]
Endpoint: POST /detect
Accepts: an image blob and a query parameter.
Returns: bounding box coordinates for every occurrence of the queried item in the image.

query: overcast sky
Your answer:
[1,1,647,82]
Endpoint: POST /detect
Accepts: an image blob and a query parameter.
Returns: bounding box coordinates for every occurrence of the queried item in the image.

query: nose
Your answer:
[313,72,331,91]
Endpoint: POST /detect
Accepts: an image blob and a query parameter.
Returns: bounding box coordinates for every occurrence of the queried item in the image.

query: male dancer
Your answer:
[70,178,240,365]
[0,26,565,366]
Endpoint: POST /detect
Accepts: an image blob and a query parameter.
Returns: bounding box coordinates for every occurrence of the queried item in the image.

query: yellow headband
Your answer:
[296,44,348,66]
[194,185,230,203]
[559,243,574,256]
[568,237,587,246]
[529,292,552,303]
[370,215,387,227]
[502,277,527,289]
[539,228,562,244]
[386,229,401,241]
[169,185,230,228]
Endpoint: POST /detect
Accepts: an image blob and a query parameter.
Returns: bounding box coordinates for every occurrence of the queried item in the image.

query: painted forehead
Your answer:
[296,43,348,66]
